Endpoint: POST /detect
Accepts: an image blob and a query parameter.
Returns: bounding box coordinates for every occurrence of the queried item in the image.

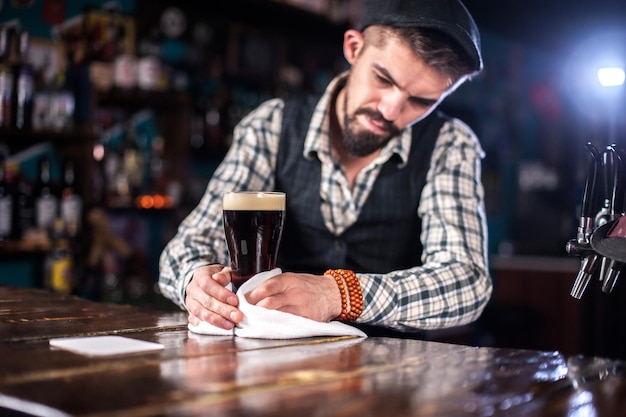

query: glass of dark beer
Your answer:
[222,191,286,290]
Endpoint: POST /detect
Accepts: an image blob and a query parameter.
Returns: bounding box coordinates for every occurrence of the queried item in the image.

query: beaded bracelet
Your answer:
[325,268,364,322]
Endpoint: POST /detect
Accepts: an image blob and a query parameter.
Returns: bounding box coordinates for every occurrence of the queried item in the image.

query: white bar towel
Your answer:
[188,269,367,339]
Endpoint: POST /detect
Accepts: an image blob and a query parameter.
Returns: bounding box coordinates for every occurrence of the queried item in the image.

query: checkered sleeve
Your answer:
[158,99,285,309]
[356,118,493,330]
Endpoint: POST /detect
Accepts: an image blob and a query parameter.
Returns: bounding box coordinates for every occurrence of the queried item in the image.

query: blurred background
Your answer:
[0,0,625,359]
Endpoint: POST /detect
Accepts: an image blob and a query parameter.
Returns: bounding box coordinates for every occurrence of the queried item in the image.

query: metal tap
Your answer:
[597,146,619,282]
[567,142,602,299]
[567,142,626,297]
[601,145,625,293]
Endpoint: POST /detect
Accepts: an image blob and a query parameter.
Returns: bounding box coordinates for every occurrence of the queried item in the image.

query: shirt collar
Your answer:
[302,72,412,167]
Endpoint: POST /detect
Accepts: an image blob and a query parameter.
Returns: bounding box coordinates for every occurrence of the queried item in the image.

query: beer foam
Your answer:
[223,192,286,211]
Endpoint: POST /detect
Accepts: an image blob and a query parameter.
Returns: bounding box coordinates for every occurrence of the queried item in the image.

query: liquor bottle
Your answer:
[148,135,166,201]
[10,30,34,130]
[122,122,143,200]
[44,217,74,294]
[59,158,82,238]
[103,136,128,206]
[91,142,107,206]
[34,156,58,235]
[0,27,13,127]
[14,173,35,240]
[0,156,13,242]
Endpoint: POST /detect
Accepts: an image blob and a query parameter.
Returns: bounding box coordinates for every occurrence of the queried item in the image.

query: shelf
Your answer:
[95,90,191,110]
[0,241,48,257]
[0,126,95,148]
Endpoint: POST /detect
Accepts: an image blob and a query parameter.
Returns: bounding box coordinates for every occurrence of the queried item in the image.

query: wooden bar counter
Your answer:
[1,285,625,416]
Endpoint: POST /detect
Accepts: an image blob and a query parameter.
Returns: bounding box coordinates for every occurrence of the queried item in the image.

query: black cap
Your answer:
[360,0,483,73]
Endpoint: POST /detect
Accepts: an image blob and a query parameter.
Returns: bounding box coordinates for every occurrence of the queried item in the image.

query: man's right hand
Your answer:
[185,265,243,330]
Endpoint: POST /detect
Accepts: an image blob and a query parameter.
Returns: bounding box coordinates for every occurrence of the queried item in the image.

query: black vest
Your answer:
[275,95,446,275]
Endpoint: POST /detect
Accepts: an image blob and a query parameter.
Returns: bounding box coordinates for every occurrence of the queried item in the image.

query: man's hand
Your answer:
[245,272,342,322]
[185,265,243,330]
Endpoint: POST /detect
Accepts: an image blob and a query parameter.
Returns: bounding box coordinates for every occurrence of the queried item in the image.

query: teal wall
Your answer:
[0,261,38,287]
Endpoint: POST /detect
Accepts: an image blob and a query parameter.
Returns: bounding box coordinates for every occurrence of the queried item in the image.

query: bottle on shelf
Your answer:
[10,29,34,130]
[34,156,58,236]
[14,172,35,242]
[0,156,14,242]
[103,132,129,207]
[44,217,74,294]
[148,135,167,205]
[59,158,82,239]
[122,121,143,201]
[91,142,107,207]
[0,27,13,128]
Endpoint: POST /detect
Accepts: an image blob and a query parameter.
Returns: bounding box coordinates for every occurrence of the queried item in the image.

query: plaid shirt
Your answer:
[159,73,492,331]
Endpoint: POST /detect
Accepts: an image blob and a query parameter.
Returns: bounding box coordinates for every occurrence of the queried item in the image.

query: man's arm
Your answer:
[158,187,231,310]
[356,118,492,330]
[158,99,284,310]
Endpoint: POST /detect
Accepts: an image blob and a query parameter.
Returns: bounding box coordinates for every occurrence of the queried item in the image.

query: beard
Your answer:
[341,92,401,157]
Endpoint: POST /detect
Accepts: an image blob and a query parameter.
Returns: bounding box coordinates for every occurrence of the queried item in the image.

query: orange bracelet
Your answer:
[327,269,349,321]
[325,269,364,322]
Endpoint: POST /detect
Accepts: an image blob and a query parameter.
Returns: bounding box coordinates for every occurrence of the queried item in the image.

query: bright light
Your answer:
[597,67,625,87]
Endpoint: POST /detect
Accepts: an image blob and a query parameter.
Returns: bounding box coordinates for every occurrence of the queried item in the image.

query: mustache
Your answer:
[353,108,398,134]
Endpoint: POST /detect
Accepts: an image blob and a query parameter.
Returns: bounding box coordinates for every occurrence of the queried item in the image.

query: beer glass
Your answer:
[222,191,286,290]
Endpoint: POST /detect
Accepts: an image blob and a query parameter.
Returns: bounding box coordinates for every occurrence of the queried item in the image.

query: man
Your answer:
[159,0,492,337]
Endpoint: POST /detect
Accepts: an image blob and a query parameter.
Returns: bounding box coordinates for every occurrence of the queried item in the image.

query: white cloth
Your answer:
[188,268,367,339]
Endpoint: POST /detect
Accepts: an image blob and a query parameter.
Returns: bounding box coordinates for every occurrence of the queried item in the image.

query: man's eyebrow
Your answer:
[373,63,439,106]
[373,63,397,86]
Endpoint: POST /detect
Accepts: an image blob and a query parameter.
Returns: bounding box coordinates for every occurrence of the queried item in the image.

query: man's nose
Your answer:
[377,91,404,121]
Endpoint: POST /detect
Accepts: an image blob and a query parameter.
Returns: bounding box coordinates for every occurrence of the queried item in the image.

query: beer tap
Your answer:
[596,146,618,281]
[600,145,625,293]
[566,142,602,299]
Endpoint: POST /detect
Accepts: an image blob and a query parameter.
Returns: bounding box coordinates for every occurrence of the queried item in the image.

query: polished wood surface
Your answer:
[1,285,625,417]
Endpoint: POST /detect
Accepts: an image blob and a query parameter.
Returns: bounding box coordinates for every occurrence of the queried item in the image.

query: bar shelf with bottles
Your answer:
[0,22,83,260]
[91,87,191,209]
[85,36,191,211]
[0,152,82,265]
[0,24,79,137]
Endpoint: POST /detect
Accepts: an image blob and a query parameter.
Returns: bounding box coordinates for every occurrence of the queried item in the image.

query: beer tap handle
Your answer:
[617,146,626,214]
[604,146,618,218]
[581,142,601,221]
[598,147,618,280]
[570,142,602,299]
[602,145,625,293]
[571,142,601,246]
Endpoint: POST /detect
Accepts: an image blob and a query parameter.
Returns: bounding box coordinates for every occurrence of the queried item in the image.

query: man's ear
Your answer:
[343,29,365,65]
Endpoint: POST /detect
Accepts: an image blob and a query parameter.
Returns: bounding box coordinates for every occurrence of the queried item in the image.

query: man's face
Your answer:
[340,32,452,157]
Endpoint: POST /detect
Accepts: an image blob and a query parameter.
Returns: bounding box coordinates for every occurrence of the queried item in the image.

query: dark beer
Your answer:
[223,192,285,289]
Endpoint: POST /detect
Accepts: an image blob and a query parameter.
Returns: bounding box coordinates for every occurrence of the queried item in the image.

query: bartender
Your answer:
[159,0,492,337]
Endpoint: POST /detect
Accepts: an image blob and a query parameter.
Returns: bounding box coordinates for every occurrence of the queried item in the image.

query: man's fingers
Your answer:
[187,299,239,330]
[185,268,243,330]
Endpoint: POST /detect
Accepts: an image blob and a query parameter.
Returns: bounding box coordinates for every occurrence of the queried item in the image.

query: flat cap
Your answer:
[360,0,483,73]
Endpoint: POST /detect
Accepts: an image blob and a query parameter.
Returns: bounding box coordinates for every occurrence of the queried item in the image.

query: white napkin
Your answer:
[188,268,367,339]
